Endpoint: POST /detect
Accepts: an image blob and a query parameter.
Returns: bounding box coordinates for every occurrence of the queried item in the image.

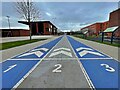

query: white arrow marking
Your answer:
[49,51,72,57]
[31,48,48,52]
[53,48,71,52]
[4,64,17,73]
[76,47,93,51]
[79,50,104,57]
[18,51,44,57]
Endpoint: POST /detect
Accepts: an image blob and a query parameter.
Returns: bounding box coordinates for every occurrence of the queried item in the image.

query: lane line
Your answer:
[66,35,94,90]
[11,36,64,89]
[7,57,113,60]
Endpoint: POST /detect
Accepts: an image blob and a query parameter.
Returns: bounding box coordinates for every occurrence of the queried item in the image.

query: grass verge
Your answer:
[73,35,120,47]
[0,39,47,50]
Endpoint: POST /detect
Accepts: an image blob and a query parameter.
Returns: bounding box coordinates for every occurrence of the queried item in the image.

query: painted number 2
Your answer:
[100,64,115,73]
[52,64,62,73]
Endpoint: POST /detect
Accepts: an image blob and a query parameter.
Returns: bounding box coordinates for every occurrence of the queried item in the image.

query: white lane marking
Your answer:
[53,47,71,52]
[18,51,44,58]
[49,50,72,57]
[66,35,95,89]
[4,64,17,73]
[101,64,115,73]
[31,48,48,52]
[79,50,104,57]
[76,47,93,51]
[52,64,62,73]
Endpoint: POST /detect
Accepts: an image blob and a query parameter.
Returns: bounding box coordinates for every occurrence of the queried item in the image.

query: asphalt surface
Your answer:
[1,35,119,89]
[17,35,90,88]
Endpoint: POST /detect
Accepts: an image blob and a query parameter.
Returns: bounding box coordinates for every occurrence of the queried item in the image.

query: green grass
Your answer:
[73,35,120,47]
[0,39,47,50]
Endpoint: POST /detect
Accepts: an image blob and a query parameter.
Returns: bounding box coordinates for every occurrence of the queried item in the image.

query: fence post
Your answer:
[102,32,104,42]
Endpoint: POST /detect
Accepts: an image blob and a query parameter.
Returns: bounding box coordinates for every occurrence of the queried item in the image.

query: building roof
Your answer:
[103,26,118,33]
[18,21,57,29]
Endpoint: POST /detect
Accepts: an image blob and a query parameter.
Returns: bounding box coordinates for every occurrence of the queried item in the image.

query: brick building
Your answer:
[1,29,29,37]
[81,21,109,36]
[107,8,120,37]
[81,8,120,37]
[18,21,58,35]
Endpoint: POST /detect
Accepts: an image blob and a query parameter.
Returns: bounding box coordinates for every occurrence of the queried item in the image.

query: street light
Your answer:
[6,16,11,29]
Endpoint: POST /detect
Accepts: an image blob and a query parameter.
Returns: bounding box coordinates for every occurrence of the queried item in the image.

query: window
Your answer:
[46,28,49,32]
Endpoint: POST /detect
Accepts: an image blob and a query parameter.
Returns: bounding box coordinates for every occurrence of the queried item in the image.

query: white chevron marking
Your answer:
[49,51,72,57]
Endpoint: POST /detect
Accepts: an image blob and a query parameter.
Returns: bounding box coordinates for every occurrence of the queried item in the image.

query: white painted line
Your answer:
[18,51,44,58]
[3,64,17,73]
[78,58,113,60]
[53,47,71,52]
[66,35,95,89]
[30,48,48,52]
[79,50,104,57]
[7,58,42,60]
[49,51,72,57]
[76,47,93,51]
[12,36,64,89]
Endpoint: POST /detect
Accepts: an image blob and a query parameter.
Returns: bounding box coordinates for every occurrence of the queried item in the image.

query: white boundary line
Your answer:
[1,36,62,63]
[71,36,120,62]
[66,35,95,90]
[11,35,63,89]
[7,58,114,61]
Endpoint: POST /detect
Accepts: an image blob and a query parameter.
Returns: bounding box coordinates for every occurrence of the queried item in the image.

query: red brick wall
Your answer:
[43,22,52,35]
[109,9,120,27]
[20,30,29,36]
[109,9,120,37]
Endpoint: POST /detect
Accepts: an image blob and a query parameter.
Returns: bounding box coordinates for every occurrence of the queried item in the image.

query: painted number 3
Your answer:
[100,64,115,73]
[52,64,62,73]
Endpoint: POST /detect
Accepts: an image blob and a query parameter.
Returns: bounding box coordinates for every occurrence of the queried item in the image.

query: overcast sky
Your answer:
[1,2,118,31]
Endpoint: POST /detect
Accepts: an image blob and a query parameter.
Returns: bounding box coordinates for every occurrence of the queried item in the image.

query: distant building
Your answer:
[107,8,120,37]
[18,21,58,35]
[81,8,120,37]
[81,21,109,36]
[1,29,29,37]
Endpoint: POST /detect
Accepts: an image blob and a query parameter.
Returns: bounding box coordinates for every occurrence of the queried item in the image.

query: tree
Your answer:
[15,0,40,40]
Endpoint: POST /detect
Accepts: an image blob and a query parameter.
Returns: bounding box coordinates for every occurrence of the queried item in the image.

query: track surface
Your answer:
[1,35,119,89]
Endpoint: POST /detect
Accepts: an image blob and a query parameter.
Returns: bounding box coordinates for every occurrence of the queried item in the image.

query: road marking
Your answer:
[79,50,104,57]
[30,48,48,52]
[100,63,115,73]
[53,47,71,52]
[76,47,93,51]
[18,51,44,58]
[18,48,49,58]
[3,64,17,73]
[52,64,62,73]
[49,50,72,57]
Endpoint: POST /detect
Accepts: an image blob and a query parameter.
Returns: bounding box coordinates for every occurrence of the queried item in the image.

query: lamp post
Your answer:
[6,16,11,29]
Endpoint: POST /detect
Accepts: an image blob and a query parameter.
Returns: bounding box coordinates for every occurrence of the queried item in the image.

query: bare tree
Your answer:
[15,0,40,40]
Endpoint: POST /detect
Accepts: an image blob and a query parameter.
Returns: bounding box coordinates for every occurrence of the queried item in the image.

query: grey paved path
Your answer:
[1,35,55,43]
[17,36,90,88]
